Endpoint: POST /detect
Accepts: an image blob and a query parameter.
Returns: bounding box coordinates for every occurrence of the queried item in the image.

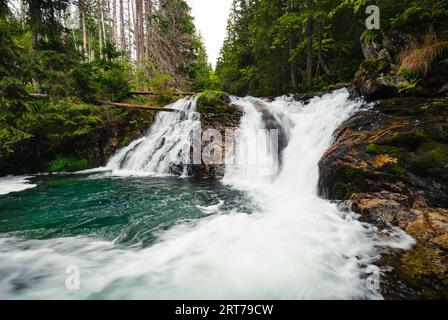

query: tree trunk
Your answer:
[119,0,125,52]
[305,0,313,86]
[111,0,117,44]
[289,35,299,89]
[79,0,88,58]
[31,32,41,93]
[100,0,106,47]
[98,1,103,58]
[135,0,144,67]
[144,0,152,59]
[317,17,332,79]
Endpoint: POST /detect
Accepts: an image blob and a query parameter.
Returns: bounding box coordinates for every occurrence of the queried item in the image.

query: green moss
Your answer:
[366,143,403,157]
[379,128,428,150]
[389,165,410,182]
[196,90,230,113]
[397,80,420,94]
[360,29,380,43]
[360,58,390,76]
[331,165,369,199]
[48,156,91,173]
[399,245,448,284]
[410,141,448,178]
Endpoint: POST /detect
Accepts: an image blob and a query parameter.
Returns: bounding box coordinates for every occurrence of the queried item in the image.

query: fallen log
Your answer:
[29,93,49,99]
[97,100,180,112]
[130,91,196,96]
[27,94,180,113]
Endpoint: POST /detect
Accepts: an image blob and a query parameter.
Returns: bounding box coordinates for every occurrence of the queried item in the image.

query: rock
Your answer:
[344,192,413,228]
[319,96,448,298]
[183,91,243,178]
[352,58,403,100]
[186,91,290,178]
[352,30,448,100]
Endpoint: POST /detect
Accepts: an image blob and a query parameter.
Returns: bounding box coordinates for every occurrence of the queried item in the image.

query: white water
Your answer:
[106,98,200,177]
[0,89,414,299]
[0,176,36,195]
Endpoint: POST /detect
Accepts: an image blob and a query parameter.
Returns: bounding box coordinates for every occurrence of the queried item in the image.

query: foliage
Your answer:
[196,90,230,113]
[216,0,365,96]
[399,38,447,78]
[216,0,448,97]
[48,155,91,172]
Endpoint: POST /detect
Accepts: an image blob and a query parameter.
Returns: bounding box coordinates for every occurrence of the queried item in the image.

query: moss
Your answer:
[366,143,403,157]
[360,58,390,76]
[379,128,427,150]
[360,29,380,43]
[48,156,91,173]
[196,90,231,114]
[397,80,420,94]
[412,141,448,169]
[399,245,448,284]
[389,165,410,182]
[331,165,370,199]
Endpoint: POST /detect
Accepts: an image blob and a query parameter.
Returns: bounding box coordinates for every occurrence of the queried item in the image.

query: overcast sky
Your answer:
[188,0,233,68]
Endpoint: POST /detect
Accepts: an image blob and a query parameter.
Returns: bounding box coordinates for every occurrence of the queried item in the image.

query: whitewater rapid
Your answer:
[0,176,36,195]
[0,89,414,299]
[106,97,200,177]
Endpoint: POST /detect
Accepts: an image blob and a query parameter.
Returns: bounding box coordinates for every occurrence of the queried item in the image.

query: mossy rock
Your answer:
[410,141,448,178]
[330,165,373,199]
[366,143,404,157]
[48,156,91,173]
[360,58,391,77]
[196,90,231,114]
[376,128,428,150]
[196,90,242,127]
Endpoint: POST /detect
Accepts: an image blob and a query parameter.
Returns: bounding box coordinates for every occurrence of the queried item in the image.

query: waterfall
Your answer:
[106,97,200,176]
[0,89,414,299]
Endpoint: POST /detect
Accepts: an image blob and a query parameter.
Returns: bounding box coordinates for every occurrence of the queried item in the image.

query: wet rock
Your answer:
[319,96,448,298]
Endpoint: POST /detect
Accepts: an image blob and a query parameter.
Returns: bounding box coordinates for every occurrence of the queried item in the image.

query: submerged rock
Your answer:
[319,96,448,298]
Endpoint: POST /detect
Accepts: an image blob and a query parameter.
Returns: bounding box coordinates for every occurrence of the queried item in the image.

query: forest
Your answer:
[0,0,213,173]
[217,0,448,96]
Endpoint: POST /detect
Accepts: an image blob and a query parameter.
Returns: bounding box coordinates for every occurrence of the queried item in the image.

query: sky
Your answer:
[188,0,233,68]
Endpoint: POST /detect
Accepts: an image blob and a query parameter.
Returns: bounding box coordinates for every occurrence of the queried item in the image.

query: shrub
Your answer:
[48,155,91,172]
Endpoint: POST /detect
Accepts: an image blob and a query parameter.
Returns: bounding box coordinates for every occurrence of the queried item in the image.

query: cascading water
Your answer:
[107,97,200,176]
[0,89,414,299]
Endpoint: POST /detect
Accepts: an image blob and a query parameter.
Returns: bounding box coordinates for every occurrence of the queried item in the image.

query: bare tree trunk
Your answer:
[100,0,106,46]
[138,0,145,65]
[20,0,26,29]
[128,0,134,59]
[97,1,103,58]
[120,0,125,52]
[79,0,88,58]
[144,0,152,59]
[305,0,313,86]
[111,0,117,44]
[135,0,142,66]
